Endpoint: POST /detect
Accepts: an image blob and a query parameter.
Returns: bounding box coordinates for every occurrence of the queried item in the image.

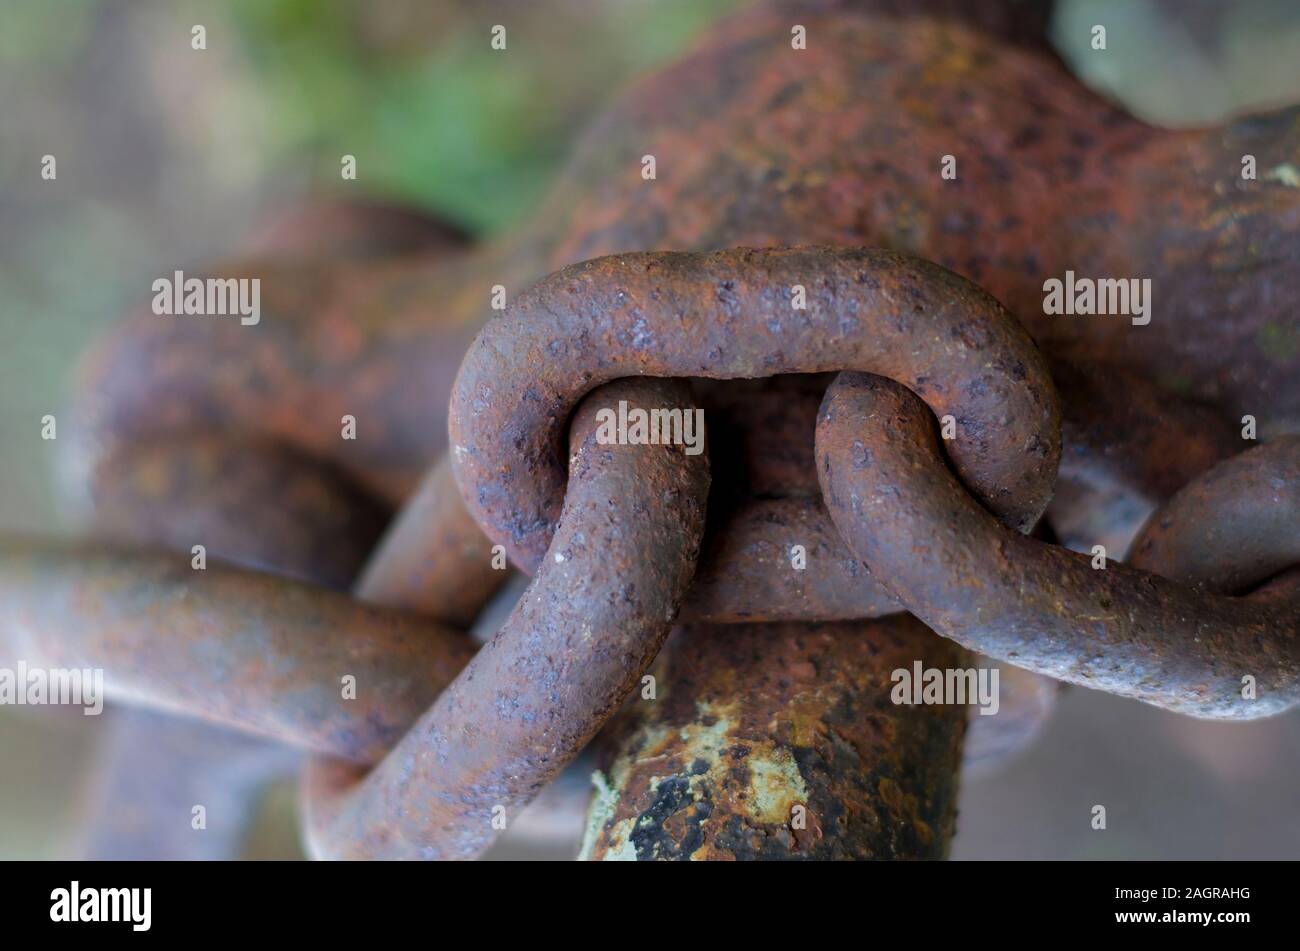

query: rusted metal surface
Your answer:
[675,374,888,622]
[302,378,709,859]
[816,373,1300,719]
[82,435,390,590]
[68,1,1300,555]
[0,539,474,762]
[1129,437,1300,594]
[241,199,471,262]
[679,374,900,622]
[683,496,899,622]
[60,199,485,859]
[354,455,505,626]
[1048,359,1242,555]
[63,430,396,860]
[581,617,968,861]
[527,2,1300,434]
[450,247,1061,571]
[65,251,485,514]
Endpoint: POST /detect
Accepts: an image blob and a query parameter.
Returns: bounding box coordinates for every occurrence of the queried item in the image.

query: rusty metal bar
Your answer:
[0,539,474,762]
[1129,437,1300,594]
[354,455,505,626]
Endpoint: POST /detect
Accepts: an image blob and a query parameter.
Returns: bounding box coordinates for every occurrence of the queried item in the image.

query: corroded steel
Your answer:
[68,2,1300,559]
[816,373,1300,719]
[0,539,474,762]
[681,374,900,622]
[302,378,710,859]
[1129,437,1300,595]
[526,1,1300,432]
[33,0,1300,862]
[354,455,506,626]
[81,435,391,591]
[450,247,1061,571]
[63,199,486,859]
[581,617,968,861]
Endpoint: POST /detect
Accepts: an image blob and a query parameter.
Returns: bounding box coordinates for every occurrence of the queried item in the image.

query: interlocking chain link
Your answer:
[817,374,1300,720]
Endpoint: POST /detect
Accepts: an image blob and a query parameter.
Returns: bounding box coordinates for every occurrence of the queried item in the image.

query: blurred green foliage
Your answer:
[225,0,741,233]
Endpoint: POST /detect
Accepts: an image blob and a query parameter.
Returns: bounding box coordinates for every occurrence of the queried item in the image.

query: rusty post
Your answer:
[581,617,968,860]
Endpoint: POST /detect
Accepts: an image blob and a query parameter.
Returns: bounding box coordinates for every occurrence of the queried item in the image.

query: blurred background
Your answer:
[1,0,1297,859]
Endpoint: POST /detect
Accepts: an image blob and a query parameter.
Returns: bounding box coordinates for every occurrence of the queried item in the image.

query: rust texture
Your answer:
[1129,437,1300,595]
[1047,359,1242,555]
[816,373,1300,719]
[66,1,1300,562]
[35,0,1300,860]
[68,1,1300,566]
[63,199,485,857]
[582,617,968,861]
[302,378,710,859]
[0,539,475,763]
[82,434,391,590]
[354,455,506,626]
[526,1,1300,432]
[681,374,901,622]
[450,247,1061,571]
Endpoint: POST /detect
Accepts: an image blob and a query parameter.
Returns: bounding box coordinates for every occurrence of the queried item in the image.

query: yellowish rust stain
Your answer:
[747,747,809,824]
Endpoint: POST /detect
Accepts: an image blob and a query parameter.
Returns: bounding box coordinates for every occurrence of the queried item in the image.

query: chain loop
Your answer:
[450,247,1061,572]
[302,377,709,859]
[817,373,1300,719]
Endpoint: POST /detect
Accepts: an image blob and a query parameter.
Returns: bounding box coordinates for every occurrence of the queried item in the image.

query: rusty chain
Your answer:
[816,373,1299,720]
[7,246,1297,859]
[304,377,710,860]
[3,0,1298,861]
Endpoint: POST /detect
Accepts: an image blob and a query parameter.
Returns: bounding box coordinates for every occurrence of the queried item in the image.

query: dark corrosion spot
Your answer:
[630,776,711,860]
